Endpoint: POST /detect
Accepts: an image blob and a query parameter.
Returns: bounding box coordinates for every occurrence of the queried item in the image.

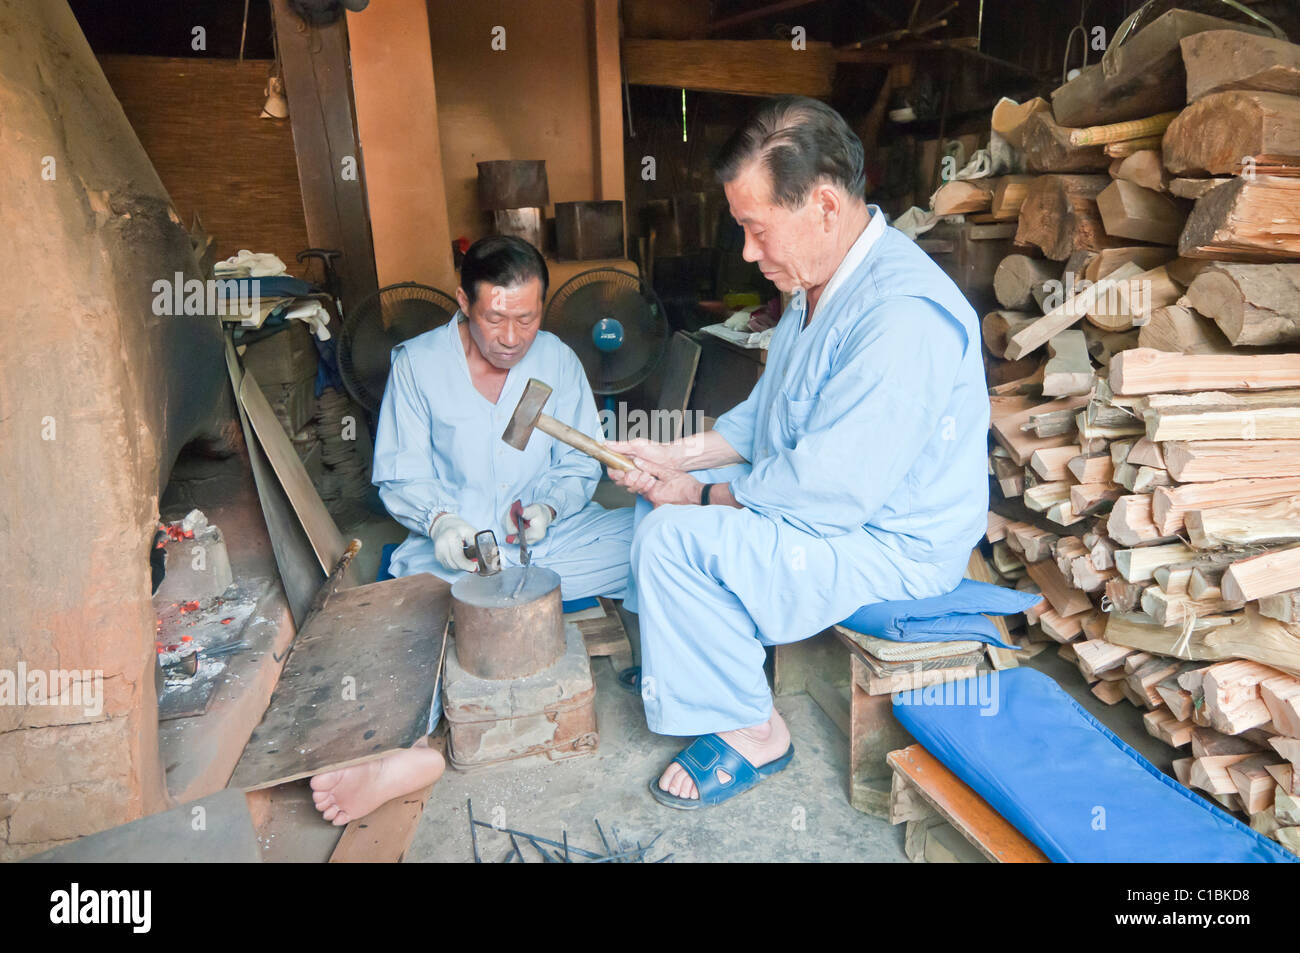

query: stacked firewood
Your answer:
[971,22,1300,854]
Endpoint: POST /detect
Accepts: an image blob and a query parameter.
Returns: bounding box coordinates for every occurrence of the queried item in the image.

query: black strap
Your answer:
[700,483,713,506]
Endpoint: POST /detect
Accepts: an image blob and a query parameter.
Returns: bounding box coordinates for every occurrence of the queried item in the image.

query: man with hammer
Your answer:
[606,97,989,809]
[309,235,632,826]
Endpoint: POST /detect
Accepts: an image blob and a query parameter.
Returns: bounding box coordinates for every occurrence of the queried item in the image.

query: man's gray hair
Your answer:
[713,96,866,209]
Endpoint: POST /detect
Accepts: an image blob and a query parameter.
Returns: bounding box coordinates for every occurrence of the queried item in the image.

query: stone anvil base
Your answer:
[442,623,598,769]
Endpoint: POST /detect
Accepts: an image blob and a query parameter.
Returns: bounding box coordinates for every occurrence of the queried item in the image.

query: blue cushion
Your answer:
[839,579,1039,649]
[376,543,399,582]
[893,667,1297,863]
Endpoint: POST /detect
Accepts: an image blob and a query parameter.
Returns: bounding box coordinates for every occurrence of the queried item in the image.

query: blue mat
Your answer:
[893,667,1296,863]
[840,579,1039,649]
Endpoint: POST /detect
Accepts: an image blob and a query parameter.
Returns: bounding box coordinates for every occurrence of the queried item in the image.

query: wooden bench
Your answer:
[887,744,1049,863]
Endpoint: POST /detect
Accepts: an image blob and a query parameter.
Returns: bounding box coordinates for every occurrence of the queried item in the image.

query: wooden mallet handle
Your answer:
[535,414,637,471]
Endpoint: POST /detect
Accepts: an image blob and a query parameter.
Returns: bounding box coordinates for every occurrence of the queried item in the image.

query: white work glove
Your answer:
[506,503,553,545]
[430,514,478,573]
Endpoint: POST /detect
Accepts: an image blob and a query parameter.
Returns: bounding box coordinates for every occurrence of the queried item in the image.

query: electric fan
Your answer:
[337,281,458,414]
[544,268,669,395]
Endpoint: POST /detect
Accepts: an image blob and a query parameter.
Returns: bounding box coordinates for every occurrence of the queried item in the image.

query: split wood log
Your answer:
[1190,499,1300,551]
[1111,348,1300,395]
[1113,150,1169,192]
[1261,676,1300,737]
[989,176,1037,220]
[1029,445,1079,482]
[1108,494,1175,547]
[1258,589,1300,624]
[991,97,1050,149]
[1068,453,1113,484]
[1181,31,1300,102]
[1014,175,1117,261]
[1020,111,1110,173]
[1168,177,1234,200]
[990,393,1089,464]
[1139,390,1300,441]
[1042,331,1094,397]
[1167,442,1300,484]
[1096,180,1190,246]
[1083,246,1176,282]
[1004,263,1144,359]
[1104,606,1300,678]
[1152,476,1300,537]
[1086,265,1180,332]
[932,178,995,216]
[1203,660,1288,735]
[1228,754,1284,813]
[1024,558,1092,617]
[1115,542,1195,583]
[1222,546,1300,603]
[1179,177,1300,261]
[1185,264,1300,346]
[1164,91,1300,176]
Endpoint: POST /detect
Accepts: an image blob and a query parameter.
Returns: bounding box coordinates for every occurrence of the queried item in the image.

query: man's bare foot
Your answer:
[310,744,446,826]
[657,708,791,801]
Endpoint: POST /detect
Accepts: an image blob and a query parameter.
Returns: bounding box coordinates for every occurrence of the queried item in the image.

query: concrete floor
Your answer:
[407,657,908,863]
[310,483,1190,863]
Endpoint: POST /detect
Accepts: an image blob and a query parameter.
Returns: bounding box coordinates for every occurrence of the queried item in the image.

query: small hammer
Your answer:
[502,378,636,471]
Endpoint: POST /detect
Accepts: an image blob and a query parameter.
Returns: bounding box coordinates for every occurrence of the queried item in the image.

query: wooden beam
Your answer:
[885,745,1049,863]
[622,39,835,97]
[271,0,378,314]
[590,0,626,253]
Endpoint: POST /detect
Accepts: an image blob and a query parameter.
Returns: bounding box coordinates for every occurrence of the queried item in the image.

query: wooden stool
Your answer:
[888,744,1048,863]
[568,597,634,673]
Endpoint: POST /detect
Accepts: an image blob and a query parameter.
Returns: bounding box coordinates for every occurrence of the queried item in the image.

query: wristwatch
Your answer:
[700,483,713,506]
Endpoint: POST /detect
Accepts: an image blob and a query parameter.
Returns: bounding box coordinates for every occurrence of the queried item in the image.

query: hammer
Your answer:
[502,378,636,471]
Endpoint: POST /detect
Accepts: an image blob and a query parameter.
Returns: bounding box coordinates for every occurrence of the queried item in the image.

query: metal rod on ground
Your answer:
[587,845,650,863]
[467,798,481,863]
[594,818,612,855]
[509,833,524,863]
[525,836,557,862]
[471,820,605,860]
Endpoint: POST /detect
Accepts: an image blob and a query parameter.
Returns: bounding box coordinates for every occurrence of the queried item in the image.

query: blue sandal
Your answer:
[649,734,795,810]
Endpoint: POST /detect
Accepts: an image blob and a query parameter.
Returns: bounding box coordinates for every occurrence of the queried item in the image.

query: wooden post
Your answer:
[270,0,379,314]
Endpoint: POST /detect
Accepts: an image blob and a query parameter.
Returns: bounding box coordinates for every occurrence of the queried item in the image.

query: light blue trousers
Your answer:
[630,466,958,736]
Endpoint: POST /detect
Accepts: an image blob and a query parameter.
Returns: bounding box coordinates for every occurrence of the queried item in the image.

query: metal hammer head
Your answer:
[501,378,552,451]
